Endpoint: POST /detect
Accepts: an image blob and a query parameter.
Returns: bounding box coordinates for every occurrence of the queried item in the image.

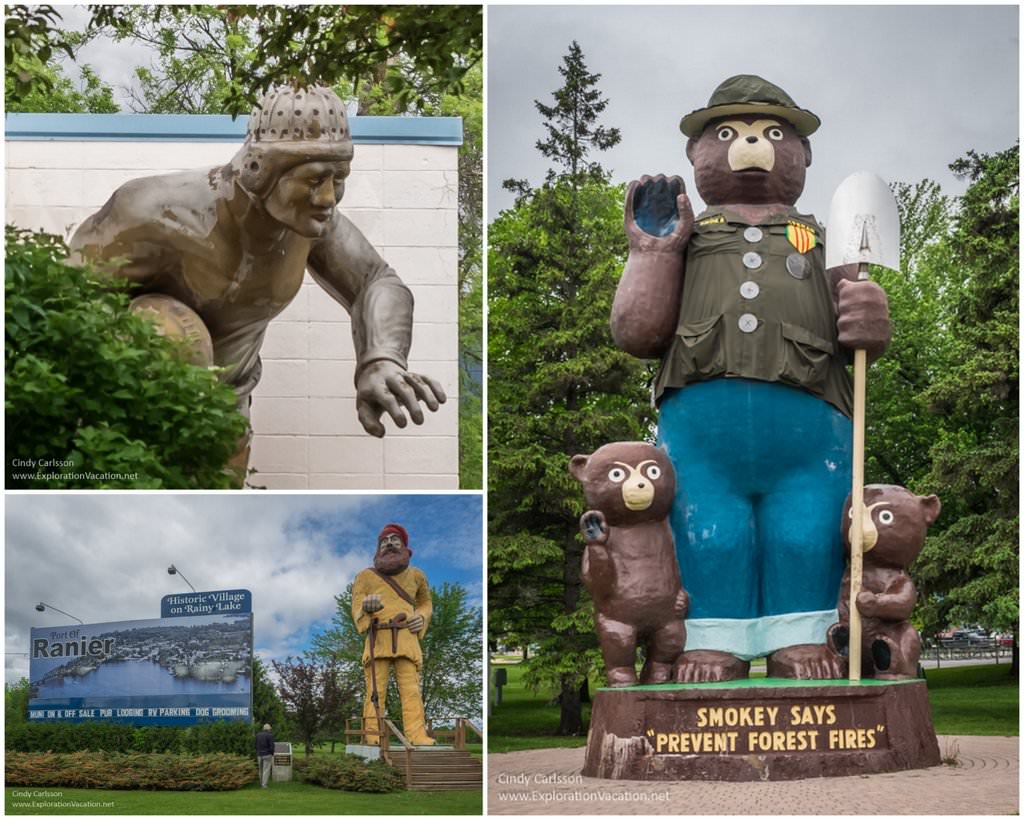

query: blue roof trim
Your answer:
[3,113,463,145]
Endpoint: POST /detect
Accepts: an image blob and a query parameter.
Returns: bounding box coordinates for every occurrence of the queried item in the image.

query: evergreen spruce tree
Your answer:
[489,42,654,734]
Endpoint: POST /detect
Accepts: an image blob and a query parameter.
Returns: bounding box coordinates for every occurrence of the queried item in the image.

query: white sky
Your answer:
[487,4,1020,220]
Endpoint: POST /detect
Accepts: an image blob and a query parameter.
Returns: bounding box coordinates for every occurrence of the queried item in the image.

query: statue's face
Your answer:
[264,160,351,238]
[374,533,411,575]
[686,115,811,206]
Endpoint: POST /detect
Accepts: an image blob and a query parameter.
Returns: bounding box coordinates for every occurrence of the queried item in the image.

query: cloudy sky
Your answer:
[488,4,1019,220]
[6,494,482,684]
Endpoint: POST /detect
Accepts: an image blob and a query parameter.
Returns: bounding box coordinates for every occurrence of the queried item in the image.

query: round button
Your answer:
[743,226,763,243]
[738,313,759,333]
[786,252,809,279]
[742,251,762,269]
[740,281,760,299]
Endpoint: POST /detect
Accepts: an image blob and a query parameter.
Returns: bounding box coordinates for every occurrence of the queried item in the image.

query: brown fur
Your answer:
[828,484,941,678]
[569,442,687,687]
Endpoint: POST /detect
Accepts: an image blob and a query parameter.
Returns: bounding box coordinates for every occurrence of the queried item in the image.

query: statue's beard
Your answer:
[374,548,410,576]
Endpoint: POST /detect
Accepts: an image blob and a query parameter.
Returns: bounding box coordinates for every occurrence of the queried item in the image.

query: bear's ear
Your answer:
[801,136,812,168]
[685,136,699,165]
[919,494,941,526]
[568,454,590,480]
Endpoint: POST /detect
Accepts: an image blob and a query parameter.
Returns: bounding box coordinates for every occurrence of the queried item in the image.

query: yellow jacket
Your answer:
[352,567,432,666]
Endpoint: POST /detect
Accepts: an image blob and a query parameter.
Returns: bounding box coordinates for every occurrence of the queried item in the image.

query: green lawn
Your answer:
[488,661,1018,752]
[5,781,481,815]
[925,664,1019,735]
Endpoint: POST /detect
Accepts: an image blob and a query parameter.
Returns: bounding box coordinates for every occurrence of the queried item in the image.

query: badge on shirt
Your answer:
[786,221,817,253]
[698,214,727,226]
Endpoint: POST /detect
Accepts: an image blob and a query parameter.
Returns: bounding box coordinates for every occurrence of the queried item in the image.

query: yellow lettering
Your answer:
[668,734,680,753]
[846,729,858,748]
[765,706,779,725]
[656,733,668,752]
[825,704,836,725]
[772,731,787,751]
[724,707,738,726]
[696,708,708,728]
[828,729,841,749]
[707,707,724,728]
[866,729,876,749]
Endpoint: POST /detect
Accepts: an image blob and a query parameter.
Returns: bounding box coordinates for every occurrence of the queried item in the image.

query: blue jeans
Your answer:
[657,379,851,659]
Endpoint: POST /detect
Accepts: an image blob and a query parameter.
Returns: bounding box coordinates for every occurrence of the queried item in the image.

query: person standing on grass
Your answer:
[256,723,275,788]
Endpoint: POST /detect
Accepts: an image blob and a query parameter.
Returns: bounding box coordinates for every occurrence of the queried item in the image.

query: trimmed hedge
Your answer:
[293,754,405,793]
[6,722,255,756]
[6,751,254,791]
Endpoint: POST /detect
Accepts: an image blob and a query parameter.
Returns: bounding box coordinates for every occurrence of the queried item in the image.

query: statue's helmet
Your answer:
[236,85,354,198]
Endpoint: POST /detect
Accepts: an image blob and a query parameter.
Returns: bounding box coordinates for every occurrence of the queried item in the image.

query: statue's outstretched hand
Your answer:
[625,174,694,252]
[356,360,447,438]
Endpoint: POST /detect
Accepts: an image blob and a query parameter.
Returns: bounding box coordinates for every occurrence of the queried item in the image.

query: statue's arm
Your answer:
[67,183,176,288]
[307,214,413,377]
[414,570,433,635]
[610,175,693,358]
[351,572,373,635]
[308,214,446,437]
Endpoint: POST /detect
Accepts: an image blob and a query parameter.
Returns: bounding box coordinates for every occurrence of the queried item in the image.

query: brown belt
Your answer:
[371,615,409,654]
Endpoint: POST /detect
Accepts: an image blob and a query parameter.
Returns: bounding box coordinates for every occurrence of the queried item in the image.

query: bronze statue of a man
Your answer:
[68,85,445,467]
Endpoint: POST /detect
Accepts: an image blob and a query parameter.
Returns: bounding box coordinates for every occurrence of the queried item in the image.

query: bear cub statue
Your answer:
[827,484,941,679]
[569,442,687,687]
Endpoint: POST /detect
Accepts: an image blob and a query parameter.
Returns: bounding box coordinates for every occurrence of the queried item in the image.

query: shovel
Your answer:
[826,171,900,682]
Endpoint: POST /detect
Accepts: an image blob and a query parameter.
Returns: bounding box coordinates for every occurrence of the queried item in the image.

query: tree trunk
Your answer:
[557,673,583,735]
[559,527,585,735]
[1011,636,1018,676]
[579,678,590,704]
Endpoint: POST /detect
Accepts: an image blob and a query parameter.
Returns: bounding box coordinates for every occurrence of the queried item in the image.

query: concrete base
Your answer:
[346,743,454,760]
[346,744,382,761]
[583,678,940,781]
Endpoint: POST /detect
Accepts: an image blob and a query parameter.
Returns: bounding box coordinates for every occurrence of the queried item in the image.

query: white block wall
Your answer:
[6,137,460,489]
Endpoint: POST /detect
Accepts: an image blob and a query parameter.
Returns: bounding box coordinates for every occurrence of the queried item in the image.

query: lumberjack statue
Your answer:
[352,523,435,746]
[68,85,445,473]
[611,75,892,681]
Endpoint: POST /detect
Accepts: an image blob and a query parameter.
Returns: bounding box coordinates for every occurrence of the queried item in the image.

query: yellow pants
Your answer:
[363,658,435,746]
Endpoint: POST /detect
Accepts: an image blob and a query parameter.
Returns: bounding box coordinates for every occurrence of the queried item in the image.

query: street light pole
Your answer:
[35,602,84,624]
[167,564,197,592]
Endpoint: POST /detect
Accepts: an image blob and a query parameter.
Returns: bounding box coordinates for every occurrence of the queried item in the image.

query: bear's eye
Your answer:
[717,126,735,141]
[878,510,894,525]
[608,468,626,483]
[766,127,784,141]
[644,464,662,480]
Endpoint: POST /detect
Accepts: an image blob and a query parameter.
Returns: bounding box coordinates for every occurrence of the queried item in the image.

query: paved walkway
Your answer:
[488,735,1019,815]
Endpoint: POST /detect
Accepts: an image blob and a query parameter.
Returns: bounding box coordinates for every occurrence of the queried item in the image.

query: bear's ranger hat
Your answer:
[679,74,820,138]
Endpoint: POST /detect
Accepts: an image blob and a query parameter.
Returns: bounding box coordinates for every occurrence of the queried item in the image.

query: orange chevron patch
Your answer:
[786,221,817,254]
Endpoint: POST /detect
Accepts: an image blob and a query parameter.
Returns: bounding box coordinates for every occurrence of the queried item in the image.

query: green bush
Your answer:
[5,226,248,488]
[6,722,254,756]
[294,754,405,793]
[6,751,254,791]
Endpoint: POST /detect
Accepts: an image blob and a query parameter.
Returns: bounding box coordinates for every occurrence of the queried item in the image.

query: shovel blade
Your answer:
[825,171,901,272]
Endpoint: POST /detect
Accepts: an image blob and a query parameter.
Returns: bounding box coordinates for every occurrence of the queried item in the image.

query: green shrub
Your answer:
[293,753,405,793]
[7,722,254,756]
[6,751,254,790]
[183,721,254,756]
[5,226,248,488]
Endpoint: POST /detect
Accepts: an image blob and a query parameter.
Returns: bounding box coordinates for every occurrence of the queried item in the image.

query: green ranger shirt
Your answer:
[653,206,853,417]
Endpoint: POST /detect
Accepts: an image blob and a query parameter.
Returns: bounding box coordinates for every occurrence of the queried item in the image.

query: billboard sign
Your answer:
[161,589,252,618]
[29,612,253,725]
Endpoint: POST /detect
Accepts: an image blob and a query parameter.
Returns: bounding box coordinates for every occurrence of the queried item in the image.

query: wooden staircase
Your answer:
[344,716,482,791]
[394,747,482,791]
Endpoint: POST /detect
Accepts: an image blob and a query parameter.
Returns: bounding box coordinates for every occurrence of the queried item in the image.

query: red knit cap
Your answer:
[378,523,409,548]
